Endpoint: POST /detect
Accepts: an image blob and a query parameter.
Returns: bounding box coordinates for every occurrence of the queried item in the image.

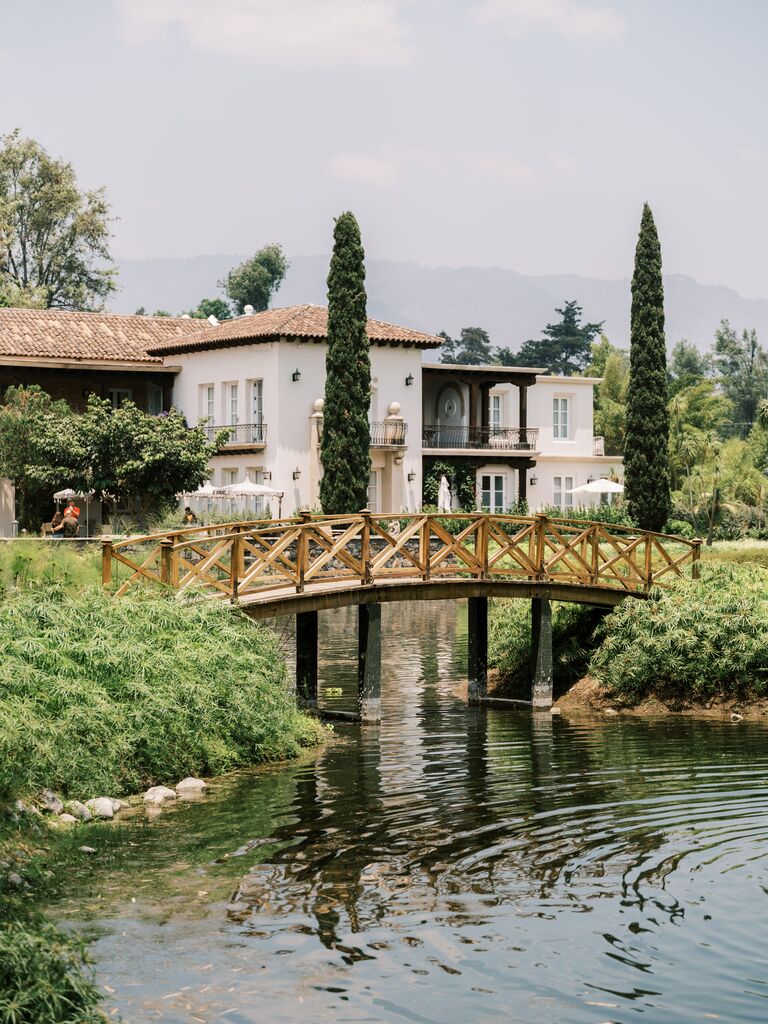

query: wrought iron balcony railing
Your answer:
[369,420,408,446]
[208,422,268,446]
[422,425,539,451]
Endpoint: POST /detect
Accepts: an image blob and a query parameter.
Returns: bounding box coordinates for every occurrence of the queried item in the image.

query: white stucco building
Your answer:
[150,306,622,515]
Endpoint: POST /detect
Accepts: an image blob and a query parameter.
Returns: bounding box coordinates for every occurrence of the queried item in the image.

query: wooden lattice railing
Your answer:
[102,512,702,602]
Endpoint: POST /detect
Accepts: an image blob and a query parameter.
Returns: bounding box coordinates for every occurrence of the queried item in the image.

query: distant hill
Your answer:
[111,253,768,357]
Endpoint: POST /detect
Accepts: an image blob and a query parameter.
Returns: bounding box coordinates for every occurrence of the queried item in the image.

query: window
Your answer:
[490,394,502,432]
[200,384,215,421]
[480,474,506,513]
[553,397,569,439]
[226,383,239,426]
[553,476,574,510]
[109,388,132,409]
[246,467,265,513]
[222,468,238,486]
[367,471,379,513]
[250,380,263,424]
[146,383,163,416]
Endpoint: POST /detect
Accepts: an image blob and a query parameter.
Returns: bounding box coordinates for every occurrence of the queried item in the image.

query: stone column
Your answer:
[296,610,318,710]
[467,595,488,703]
[358,603,382,722]
[531,596,553,709]
[308,399,324,508]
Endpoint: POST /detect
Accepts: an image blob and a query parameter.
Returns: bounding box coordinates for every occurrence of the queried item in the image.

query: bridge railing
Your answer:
[102,512,702,601]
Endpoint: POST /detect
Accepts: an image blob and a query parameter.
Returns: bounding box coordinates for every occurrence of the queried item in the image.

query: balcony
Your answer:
[208,422,268,449]
[422,424,539,451]
[316,420,408,447]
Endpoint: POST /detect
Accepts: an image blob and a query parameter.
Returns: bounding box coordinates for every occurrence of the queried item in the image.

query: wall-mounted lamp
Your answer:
[405,373,414,387]
[262,471,272,481]
[292,368,301,382]
[530,475,538,486]
[292,468,301,480]
[407,470,416,482]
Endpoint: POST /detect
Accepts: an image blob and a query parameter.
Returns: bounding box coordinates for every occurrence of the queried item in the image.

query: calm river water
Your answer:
[53,601,768,1023]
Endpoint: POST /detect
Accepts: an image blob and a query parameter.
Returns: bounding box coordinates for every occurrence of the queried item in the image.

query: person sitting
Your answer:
[183,505,198,525]
[49,510,63,538]
[60,510,79,538]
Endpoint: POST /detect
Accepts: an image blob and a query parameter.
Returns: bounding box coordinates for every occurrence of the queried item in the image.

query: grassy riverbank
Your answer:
[0,585,324,1022]
[490,562,768,711]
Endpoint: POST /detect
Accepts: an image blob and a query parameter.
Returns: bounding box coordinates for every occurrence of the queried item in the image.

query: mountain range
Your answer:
[110,254,768,358]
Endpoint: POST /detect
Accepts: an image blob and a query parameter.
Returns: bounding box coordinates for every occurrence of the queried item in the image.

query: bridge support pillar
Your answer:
[296,611,318,710]
[467,596,488,703]
[531,597,553,709]
[358,603,382,723]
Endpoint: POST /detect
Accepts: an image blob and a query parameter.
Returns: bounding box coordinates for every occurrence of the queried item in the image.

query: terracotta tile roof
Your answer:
[146,304,443,355]
[0,308,211,364]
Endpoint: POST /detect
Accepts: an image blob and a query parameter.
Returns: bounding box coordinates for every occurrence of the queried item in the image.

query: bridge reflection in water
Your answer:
[103,512,701,719]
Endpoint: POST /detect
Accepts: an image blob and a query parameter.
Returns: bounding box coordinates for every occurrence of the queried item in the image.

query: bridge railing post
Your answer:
[643,531,653,592]
[590,523,600,586]
[691,538,702,580]
[296,508,312,593]
[101,538,113,586]
[534,512,548,580]
[360,508,372,585]
[230,530,243,603]
[160,537,179,587]
[473,511,488,579]
[420,514,431,581]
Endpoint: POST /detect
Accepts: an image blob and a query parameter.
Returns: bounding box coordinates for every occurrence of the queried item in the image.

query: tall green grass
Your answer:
[589,563,768,704]
[0,587,324,799]
[0,540,102,597]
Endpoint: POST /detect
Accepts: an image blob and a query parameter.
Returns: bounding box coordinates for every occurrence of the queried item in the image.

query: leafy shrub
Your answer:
[0,588,324,799]
[589,563,768,704]
[538,503,637,527]
[664,518,696,539]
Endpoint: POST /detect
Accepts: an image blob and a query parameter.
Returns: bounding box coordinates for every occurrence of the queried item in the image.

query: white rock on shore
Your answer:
[86,797,115,819]
[175,777,208,796]
[59,813,77,824]
[38,789,64,815]
[143,785,177,805]
[65,800,92,821]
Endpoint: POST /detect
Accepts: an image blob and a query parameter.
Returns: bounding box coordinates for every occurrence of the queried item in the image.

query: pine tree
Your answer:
[320,212,372,513]
[624,204,671,531]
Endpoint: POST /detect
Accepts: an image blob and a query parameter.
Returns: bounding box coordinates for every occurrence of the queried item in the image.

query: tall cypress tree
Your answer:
[320,212,372,513]
[624,203,671,531]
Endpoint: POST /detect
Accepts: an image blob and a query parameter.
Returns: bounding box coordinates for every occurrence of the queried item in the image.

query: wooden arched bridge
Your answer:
[103,512,701,720]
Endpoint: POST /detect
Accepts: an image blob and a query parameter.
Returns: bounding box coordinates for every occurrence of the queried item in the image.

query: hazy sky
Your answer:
[2,1,767,296]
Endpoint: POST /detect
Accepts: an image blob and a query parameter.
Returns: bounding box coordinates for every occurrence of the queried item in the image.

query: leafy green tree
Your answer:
[506,300,603,375]
[74,396,225,519]
[624,204,671,532]
[0,385,81,528]
[222,244,288,314]
[595,349,629,456]
[669,381,732,494]
[712,320,768,435]
[320,213,371,514]
[0,130,115,309]
[439,327,493,365]
[668,339,710,395]
[187,298,231,321]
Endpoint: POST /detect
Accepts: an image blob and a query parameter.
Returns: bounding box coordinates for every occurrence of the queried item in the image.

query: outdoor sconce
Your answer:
[530,475,538,486]
[292,468,301,480]
[262,471,272,481]
[405,373,414,386]
[292,368,301,382]
[407,470,416,482]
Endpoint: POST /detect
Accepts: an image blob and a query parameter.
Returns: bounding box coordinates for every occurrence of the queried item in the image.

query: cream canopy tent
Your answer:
[220,479,285,517]
[437,475,452,513]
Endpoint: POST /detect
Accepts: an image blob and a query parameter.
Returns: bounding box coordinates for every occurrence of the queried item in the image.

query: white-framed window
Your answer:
[553,476,574,510]
[246,467,265,513]
[109,388,132,409]
[490,394,502,432]
[222,467,238,486]
[250,380,263,423]
[200,384,215,421]
[146,383,163,416]
[553,397,570,440]
[367,471,379,513]
[480,473,506,513]
[226,383,239,426]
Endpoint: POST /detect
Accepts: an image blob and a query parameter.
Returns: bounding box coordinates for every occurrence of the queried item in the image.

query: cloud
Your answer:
[470,0,626,41]
[327,153,401,186]
[116,0,413,68]
[461,150,536,185]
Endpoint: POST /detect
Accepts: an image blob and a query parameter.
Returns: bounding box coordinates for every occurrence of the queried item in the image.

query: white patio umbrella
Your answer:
[53,487,96,536]
[437,475,452,513]
[220,479,285,517]
[567,479,624,495]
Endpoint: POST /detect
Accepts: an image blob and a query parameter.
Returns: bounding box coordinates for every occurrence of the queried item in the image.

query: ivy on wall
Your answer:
[422,459,477,510]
